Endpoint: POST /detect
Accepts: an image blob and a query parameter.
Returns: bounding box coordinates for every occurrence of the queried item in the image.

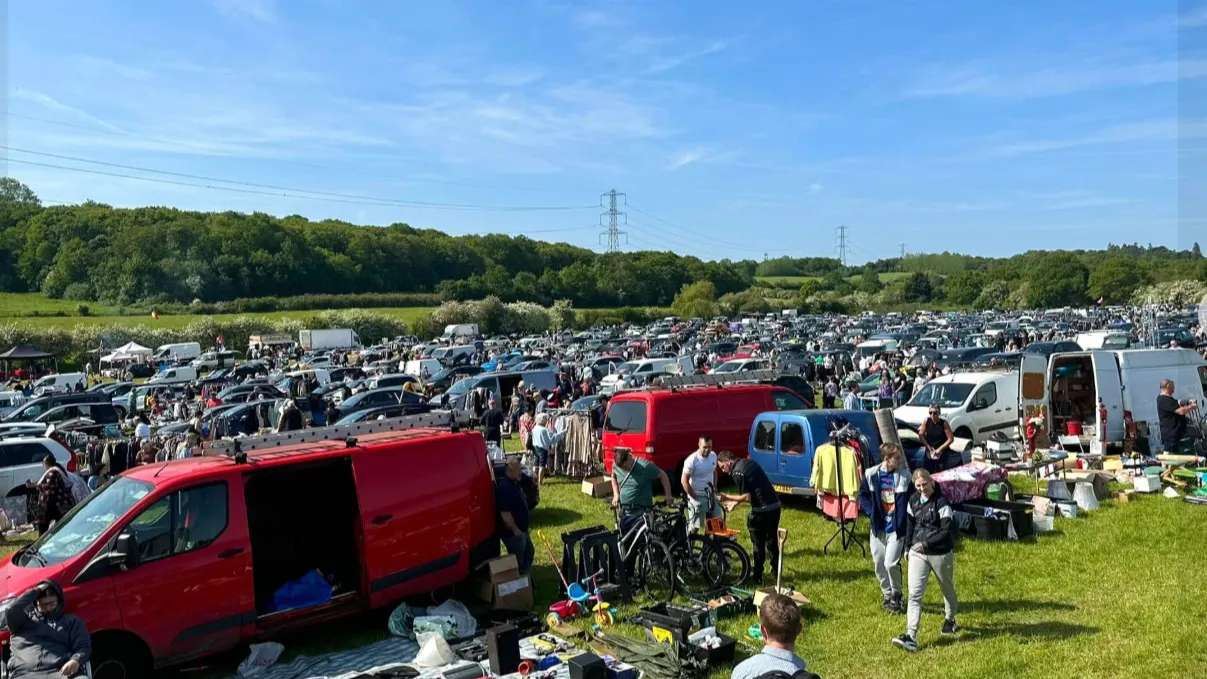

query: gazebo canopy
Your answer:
[113,341,152,356]
[0,344,54,360]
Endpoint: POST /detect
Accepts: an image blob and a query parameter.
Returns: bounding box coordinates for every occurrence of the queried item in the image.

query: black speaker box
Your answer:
[486,623,521,676]
[569,653,607,679]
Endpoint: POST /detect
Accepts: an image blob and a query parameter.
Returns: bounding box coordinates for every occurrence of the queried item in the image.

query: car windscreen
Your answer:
[908,383,975,409]
[22,477,154,567]
[604,401,647,434]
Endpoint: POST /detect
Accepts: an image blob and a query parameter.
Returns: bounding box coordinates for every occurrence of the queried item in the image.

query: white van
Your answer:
[855,339,899,359]
[896,371,1020,444]
[431,346,476,365]
[31,373,86,396]
[154,342,202,363]
[599,357,694,393]
[147,366,197,385]
[1021,348,1207,451]
[0,392,27,418]
[983,320,1019,339]
[404,359,442,379]
[192,350,239,371]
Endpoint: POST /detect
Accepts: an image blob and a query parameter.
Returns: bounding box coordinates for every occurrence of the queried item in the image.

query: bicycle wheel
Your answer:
[705,540,752,589]
[637,538,676,604]
[677,535,725,596]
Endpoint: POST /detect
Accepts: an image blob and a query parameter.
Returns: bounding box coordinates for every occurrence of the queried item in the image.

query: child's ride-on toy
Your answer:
[545,569,613,628]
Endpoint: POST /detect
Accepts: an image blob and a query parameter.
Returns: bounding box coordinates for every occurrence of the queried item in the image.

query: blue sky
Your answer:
[5,0,1206,262]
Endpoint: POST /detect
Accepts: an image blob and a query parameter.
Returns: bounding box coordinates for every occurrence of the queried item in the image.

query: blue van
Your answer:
[747,409,884,495]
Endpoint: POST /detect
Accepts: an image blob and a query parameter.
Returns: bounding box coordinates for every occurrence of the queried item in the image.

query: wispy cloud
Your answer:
[906,59,1207,99]
[667,149,706,169]
[211,0,278,24]
[989,118,1207,156]
[12,89,125,133]
[646,39,734,74]
[807,183,823,195]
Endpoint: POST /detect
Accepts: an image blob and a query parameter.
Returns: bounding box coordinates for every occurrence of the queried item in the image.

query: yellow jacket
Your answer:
[811,443,861,497]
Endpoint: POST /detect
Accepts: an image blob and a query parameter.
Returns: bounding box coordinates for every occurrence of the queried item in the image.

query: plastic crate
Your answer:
[953,503,1010,541]
[640,603,714,644]
[959,498,1034,538]
[692,633,737,666]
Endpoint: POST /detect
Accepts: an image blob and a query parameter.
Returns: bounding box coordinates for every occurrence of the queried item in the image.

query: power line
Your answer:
[598,189,628,253]
[4,111,600,195]
[2,147,598,212]
[835,225,849,266]
[626,203,804,254]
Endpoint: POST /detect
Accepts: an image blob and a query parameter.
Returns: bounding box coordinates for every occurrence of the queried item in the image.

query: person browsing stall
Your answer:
[730,593,810,679]
[1156,379,1198,453]
[682,435,721,531]
[610,448,673,534]
[496,459,534,575]
[917,406,954,470]
[858,442,912,616]
[717,451,781,585]
[530,413,563,487]
[893,468,958,653]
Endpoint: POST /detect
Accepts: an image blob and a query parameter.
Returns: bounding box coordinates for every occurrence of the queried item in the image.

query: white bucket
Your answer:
[1033,515,1055,533]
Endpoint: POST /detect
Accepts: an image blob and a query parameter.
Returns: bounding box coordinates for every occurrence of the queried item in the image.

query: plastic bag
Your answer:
[237,641,284,678]
[412,632,456,668]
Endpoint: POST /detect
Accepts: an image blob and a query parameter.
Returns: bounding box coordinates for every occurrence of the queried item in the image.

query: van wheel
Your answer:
[954,427,973,442]
[91,634,151,679]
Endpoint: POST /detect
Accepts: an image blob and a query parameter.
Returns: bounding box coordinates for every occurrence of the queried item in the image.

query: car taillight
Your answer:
[645,445,655,454]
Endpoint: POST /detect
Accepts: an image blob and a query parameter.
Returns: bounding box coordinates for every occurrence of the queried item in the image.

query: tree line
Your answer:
[2,177,1203,313]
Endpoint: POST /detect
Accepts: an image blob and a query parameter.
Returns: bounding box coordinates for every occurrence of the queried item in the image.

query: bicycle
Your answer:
[664,485,752,595]
[611,504,677,604]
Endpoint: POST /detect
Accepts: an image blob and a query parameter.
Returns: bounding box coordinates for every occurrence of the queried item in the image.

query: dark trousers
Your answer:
[502,532,535,575]
[38,503,63,535]
[747,507,782,579]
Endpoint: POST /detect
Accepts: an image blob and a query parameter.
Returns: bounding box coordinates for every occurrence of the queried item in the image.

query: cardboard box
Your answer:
[1115,490,1135,503]
[753,587,810,610]
[581,477,612,498]
[474,555,533,611]
[1102,457,1124,473]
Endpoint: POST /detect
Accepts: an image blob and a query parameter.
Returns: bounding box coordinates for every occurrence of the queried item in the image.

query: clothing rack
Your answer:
[824,429,866,557]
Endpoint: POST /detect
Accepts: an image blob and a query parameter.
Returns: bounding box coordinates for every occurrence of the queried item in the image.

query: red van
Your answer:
[602,384,809,474]
[0,428,498,676]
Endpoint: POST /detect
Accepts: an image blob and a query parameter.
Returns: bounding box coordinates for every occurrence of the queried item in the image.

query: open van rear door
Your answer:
[1091,351,1125,442]
[1019,354,1050,432]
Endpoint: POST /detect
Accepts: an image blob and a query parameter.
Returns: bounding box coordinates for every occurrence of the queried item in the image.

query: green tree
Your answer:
[671,281,718,319]
[1088,257,1150,305]
[901,272,933,302]
[973,280,1010,309]
[857,265,883,294]
[0,178,40,206]
[1025,252,1088,307]
[943,270,985,305]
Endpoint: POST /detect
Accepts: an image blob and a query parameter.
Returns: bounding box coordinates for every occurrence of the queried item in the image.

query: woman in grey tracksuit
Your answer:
[858,443,913,615]
[892,468,958,653]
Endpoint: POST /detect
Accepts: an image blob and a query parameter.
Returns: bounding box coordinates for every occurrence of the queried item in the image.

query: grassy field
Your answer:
[0,293,435,329]
[174,433,1203,678]
[757,272,916,286]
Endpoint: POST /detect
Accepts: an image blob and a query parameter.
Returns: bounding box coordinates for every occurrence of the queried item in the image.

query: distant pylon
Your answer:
[599,189,628,253]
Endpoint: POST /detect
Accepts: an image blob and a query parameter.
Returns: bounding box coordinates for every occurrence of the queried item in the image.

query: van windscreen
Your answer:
[605,401,647,434]
[22,476,154,567]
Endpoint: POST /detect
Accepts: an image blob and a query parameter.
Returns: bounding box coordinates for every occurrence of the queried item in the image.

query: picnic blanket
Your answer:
[932,462,1007,504]
[226,636,421,679]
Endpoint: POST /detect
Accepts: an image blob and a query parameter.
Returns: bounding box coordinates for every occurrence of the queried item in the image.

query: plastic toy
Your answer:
[545,569,613,628]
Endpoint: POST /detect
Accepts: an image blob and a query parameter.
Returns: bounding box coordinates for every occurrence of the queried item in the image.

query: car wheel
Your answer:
[954,427,974,442]
[91,633,152,679]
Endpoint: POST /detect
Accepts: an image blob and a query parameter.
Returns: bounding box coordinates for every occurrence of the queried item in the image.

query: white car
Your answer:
[711,359,769,374]
[0,436,75,505]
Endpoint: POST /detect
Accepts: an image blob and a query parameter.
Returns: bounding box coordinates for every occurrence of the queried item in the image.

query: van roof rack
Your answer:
[657,369,781,390]
[204,409,468,456]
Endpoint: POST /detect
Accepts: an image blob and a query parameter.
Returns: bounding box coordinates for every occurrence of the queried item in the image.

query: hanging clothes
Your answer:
[811,443,862,497]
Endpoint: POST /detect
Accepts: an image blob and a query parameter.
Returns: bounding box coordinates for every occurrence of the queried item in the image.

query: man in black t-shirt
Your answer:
[481,398,504,446]
[718,451,782,584]
[1156,379,1198,453]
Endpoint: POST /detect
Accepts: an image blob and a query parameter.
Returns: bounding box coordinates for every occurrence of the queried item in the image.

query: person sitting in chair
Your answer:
[4,580,90,678]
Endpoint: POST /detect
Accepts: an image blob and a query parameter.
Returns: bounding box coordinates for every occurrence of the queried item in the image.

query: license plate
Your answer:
[773,484,794,494]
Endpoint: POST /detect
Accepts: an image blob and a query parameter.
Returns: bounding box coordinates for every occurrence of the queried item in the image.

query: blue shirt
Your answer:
[496,478,529,537]
[730,646,807,679]
[879,470,896,533]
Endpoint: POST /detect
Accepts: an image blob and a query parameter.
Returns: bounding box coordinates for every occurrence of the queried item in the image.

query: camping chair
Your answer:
[0,642,92,678]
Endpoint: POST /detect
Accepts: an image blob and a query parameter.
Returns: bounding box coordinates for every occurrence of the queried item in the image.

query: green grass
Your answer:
[0,303,435,329]
[0,292,118,317]
[186,433,1205,679]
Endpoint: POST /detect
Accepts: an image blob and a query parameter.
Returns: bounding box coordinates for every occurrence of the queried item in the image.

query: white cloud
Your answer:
[646,39,734,74]
[211,0,277,23]
[807,183,823,195]
[667,149,706,169]
[906,59,1207,99]
[11,88,125,133]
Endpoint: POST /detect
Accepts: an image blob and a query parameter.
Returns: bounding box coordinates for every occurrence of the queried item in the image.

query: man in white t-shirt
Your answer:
[682,435,721,531]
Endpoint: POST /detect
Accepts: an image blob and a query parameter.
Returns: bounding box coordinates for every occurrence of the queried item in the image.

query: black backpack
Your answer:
[758,671,820,679]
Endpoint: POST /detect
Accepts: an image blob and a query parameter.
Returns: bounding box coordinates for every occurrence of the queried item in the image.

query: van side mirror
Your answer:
[109,533,139,569]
